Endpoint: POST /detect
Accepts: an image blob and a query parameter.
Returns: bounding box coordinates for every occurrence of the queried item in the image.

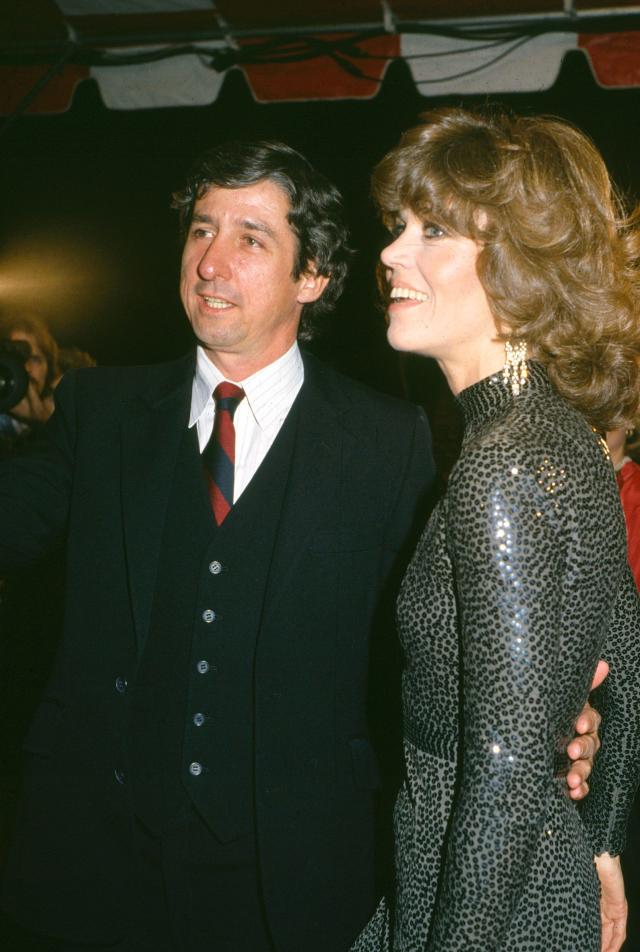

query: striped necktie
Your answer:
[202,382,245,525]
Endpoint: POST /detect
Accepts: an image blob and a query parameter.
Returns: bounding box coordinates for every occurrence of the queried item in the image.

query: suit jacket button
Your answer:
[114,768,125,784]
[209,561,223,575]
[189,762,203,777]
[115,677,127,694]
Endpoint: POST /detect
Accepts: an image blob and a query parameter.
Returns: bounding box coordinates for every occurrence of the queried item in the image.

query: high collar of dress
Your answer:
[455,361,552,436]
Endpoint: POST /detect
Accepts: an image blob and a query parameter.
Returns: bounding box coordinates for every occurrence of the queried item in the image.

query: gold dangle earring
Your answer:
[503,339,528,397]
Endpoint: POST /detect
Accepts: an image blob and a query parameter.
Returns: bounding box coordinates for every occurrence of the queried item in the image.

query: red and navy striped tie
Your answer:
[202,382,245,525]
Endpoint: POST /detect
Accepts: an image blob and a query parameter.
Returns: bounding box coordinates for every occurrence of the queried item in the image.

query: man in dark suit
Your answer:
[0,141,598,952]
[0,141,434,952]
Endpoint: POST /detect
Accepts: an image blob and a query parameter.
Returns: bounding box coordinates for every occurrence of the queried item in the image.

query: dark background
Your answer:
[2,49,640,383]
[3,48,640,470]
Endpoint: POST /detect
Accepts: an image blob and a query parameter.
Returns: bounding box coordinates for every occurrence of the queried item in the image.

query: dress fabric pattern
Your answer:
[352,363,640,952]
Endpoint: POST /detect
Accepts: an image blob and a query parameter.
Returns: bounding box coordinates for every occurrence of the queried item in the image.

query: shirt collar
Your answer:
[189,342,304,432]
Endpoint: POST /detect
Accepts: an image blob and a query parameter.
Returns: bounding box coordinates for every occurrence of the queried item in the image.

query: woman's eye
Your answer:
[390,221,405,238]
[423,223,445,238]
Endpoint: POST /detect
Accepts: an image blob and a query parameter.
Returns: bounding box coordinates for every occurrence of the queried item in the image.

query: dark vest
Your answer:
[126,404,298,841]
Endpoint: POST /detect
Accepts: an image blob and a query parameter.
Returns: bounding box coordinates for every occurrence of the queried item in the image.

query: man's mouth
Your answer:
[202,295,234,310]
[389,287,430,303]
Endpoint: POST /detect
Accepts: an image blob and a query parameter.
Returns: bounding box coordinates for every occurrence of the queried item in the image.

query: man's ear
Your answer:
[297,266,330,304]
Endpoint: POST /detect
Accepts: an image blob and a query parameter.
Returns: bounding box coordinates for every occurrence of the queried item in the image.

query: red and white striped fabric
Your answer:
[3,0,640,114]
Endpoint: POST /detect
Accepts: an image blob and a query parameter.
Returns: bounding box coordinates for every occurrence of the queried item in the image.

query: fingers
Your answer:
[566,765,589,801]
[566,733,597,800]
[601,914,626,952]
[611,921,626,952]
[568,733,597,763]
[575,702,602,743]
[597,853,627,952]
[10,381,54,425]
[567,782,589,801]
[591,659,610,691]
[566,715,600,800]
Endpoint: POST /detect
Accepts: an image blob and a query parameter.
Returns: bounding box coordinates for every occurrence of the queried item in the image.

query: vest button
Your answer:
[193,712,206,727]
[209,560,223,575]
[115,677,127,694]
[202,609,216,623]
[196,660,209,675]
[189,762,203,777]
[114,768,125,784]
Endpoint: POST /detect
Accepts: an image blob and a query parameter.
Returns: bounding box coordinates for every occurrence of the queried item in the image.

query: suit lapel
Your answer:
[121,353,194,652]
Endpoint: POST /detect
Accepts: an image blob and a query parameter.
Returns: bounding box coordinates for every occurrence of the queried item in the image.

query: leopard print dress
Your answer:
[352,362,640,951]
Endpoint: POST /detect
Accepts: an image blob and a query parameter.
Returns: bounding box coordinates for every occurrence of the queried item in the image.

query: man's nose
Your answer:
[197,235,232,280]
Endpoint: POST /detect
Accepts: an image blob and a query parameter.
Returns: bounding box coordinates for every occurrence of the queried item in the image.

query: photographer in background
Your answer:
[0,316,59,458]
[0,315,62,879]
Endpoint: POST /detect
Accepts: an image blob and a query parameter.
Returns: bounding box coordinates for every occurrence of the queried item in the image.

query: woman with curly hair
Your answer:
[352,108,640,952]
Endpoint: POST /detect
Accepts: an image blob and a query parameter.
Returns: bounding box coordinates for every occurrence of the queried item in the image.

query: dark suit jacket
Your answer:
[0,351,434,951]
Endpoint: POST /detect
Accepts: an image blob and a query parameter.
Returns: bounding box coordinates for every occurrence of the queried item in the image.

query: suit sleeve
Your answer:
[426,443,571,949]
[382,406,436,558]
[0,370,77,569]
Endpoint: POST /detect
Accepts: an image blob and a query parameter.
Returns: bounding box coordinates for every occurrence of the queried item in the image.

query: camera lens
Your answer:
[0,351,29,413]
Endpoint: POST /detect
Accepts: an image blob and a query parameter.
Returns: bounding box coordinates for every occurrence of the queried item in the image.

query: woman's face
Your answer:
[380,209,498,371]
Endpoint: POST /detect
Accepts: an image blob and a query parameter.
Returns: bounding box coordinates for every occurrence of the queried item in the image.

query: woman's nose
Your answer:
[380,232,407,269]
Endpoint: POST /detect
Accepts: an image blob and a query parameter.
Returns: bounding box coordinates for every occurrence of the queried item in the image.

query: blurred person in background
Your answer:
[607,426,640,590]
[0,316,58,453]
[0,321,85,882]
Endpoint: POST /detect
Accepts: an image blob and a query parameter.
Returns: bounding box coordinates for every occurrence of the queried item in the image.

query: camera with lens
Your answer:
[0,339,30,414]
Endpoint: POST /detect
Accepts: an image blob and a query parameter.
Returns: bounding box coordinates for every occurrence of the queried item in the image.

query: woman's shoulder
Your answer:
[449,389,616,519]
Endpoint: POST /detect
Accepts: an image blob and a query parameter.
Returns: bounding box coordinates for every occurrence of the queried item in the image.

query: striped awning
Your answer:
[3,0,640,114]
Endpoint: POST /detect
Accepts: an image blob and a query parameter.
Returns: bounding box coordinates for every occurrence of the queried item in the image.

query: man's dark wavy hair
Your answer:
[171,140,352,341]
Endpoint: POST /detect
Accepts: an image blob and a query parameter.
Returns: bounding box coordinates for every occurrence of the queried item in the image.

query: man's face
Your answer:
[180,179,326,377]
[9,330,47,394]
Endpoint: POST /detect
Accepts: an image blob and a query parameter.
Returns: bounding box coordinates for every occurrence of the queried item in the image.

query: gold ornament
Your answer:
[503,339,528,397]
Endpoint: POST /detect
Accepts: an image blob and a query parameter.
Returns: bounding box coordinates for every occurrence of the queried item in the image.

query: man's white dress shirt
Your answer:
[189,342,304,502]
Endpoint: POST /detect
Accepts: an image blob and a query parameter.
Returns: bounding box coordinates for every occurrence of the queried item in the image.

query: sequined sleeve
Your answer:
[579,567,640,855]
[425,435,640,949]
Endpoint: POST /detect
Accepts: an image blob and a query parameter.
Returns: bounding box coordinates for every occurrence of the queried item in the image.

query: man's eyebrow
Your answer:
[239,217,277,240]
[190,212,277,241]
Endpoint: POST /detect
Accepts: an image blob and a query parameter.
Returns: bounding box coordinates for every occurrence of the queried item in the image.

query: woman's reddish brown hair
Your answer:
[373,107,640,431]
